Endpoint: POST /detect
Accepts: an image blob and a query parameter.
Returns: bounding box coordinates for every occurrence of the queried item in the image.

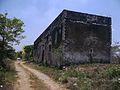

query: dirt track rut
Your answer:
[14,61,67,90]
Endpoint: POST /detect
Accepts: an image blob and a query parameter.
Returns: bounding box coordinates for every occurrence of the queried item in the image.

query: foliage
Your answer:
[0,59,16,90]
[107,66,120,79]
[0,12,25,62]
[26,63,120,90]
[0,13,24,90]
[111,42,120,63]
[112,78,120,90]
[16,51,22,59]
[22,45,33,61]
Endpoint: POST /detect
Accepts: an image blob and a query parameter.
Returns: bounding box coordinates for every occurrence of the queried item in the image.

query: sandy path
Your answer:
[21,62,67,90]
[14,62,33,90]
[14,61,67,90]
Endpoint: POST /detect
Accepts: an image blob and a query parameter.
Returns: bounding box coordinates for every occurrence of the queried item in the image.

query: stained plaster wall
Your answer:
[63,10,111,65]
[34,11,67,66]
[34,10,111,66]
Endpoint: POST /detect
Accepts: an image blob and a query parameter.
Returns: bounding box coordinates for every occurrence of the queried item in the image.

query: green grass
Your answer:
[0,60,16,90]
[26,63,120,90]
[4,70,16,89]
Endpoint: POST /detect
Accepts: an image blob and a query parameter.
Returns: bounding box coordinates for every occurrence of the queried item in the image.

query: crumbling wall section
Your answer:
[34,10,111,66]
[34,11,67,66]
[63,11,111,65]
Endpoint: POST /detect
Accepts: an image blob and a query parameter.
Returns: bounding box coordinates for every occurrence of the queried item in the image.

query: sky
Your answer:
[0,0,120,51]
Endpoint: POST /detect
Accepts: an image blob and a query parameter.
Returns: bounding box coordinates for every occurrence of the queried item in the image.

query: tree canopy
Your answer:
[16,51,23,59]
[111,42,120,63]
[22,45,33,61]
[0,13,25,62]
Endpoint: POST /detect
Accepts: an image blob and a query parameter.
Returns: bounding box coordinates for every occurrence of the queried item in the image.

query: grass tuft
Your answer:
[26,63,120,90]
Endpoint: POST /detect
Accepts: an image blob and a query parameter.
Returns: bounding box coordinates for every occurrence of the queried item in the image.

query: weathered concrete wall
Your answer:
[34,11,66,66]
[63,10,111,65]
[34,10,111,66]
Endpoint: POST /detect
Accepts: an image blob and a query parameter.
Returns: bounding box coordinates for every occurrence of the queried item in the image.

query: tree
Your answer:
[111,42,120,63]
[16,51,23,59]
[23,45,33,61]
[0,13,25,66]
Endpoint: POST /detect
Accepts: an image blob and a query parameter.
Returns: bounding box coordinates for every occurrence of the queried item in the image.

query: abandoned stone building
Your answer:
[33,10,111,67]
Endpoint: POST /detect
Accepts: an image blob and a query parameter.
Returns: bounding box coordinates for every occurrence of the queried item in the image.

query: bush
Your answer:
[107,66,120,79]
[0,69,5,85]
[4,59,15,71]
[0,59,16,90]
[112,78,120,90]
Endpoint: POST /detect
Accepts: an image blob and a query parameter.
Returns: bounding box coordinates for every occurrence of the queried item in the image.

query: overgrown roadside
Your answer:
[0,59,16,90]
[21,61,67,90]
[26,63,120,90]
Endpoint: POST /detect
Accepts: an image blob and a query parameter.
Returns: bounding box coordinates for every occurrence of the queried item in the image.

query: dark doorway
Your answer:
[42,50,44,62]
[48,45,52,64]
[89,48,93,63]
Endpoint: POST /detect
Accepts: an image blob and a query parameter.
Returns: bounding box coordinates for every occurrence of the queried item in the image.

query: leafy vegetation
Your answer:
[0,59,16,90]
[16,51,23,59]
[22,45,33,61]
[26,63,120,90]
[0,12,25,90]
[111,42,120,64]
[0,13,25,62]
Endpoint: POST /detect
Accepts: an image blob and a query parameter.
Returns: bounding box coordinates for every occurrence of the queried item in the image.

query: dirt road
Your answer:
[14,61,33,90]
[14,61,67,90]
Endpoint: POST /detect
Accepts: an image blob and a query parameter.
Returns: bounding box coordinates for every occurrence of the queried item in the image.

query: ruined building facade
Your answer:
[34,10,111,67]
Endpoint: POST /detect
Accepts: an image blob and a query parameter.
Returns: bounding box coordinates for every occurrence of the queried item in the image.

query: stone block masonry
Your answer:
[34,9,111,67]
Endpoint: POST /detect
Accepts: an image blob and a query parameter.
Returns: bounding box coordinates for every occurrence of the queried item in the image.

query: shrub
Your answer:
[107,67,120,79]
[0,59,16,90]
[112,78,120,90]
